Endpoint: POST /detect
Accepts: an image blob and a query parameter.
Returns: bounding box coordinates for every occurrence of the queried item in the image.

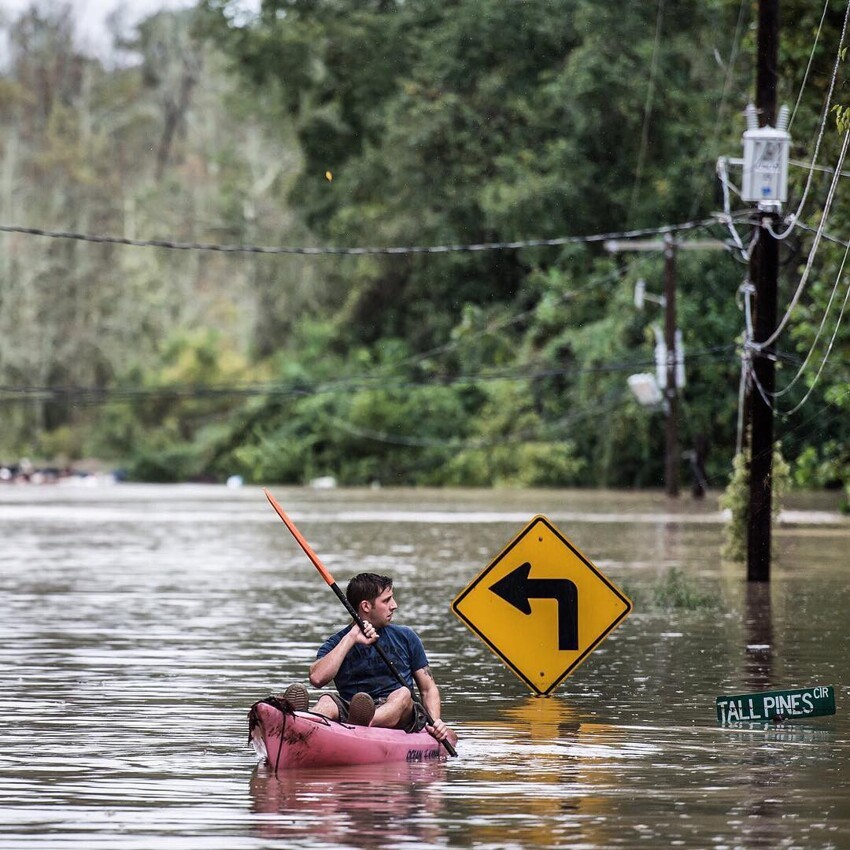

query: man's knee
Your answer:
[387,687,413,711]
[314,694,339,719]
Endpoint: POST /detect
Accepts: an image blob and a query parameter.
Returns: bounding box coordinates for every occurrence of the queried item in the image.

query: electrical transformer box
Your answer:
[741,124,790,204]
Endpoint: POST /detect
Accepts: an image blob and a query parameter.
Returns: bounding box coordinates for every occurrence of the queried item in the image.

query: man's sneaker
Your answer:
[280,683,309,712]
[348,692,375,726]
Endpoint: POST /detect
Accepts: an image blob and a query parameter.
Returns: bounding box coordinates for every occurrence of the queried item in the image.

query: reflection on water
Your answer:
[744,582,774,693]
[250,761,448,848]
[1,484,849,849]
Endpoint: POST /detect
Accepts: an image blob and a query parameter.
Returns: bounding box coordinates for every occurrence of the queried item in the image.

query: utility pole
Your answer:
[662,234,679,497]
[606,238,725,498]
[747,0,780,582]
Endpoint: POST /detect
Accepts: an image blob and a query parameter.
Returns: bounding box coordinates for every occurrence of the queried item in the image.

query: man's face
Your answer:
[363,586,397,627]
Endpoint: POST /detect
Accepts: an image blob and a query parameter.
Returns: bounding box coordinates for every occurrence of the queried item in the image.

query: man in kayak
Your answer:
[281,572,455,744]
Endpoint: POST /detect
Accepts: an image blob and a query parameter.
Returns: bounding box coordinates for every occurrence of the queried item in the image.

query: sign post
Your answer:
[451,515,632,695]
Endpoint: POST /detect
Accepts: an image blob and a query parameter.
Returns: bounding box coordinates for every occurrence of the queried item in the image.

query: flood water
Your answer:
[1,483,848,849]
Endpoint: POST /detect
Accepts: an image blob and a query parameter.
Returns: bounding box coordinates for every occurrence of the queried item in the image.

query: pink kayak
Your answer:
[248,699,446,770]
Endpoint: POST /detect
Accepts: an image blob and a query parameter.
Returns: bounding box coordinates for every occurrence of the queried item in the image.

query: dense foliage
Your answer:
[1,0,849,496]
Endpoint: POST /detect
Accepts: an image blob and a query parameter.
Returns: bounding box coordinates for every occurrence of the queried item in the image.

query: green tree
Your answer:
[198,0,770,487]
[0,2,306,463]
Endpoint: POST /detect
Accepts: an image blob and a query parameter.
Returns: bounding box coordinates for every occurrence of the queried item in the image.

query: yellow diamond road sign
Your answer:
[451,515,632,695]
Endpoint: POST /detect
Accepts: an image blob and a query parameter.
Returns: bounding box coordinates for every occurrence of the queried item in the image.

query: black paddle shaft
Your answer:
[329,582,457,757]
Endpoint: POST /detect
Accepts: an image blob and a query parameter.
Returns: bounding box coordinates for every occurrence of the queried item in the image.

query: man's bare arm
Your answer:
[413,665,454,742]
[309,622,377,687]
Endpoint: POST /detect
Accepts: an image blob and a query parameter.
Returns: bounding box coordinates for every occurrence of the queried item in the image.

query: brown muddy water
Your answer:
[1,483,848,849]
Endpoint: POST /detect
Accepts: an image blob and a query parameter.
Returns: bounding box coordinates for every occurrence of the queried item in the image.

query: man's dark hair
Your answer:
[346,573,393,610]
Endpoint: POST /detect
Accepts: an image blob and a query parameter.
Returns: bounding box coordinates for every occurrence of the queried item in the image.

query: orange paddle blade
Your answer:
[264,488,335,587]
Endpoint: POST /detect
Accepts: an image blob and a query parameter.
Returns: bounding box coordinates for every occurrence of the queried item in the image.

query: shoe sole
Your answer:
[348,693,375,726]
[281,684,309,712]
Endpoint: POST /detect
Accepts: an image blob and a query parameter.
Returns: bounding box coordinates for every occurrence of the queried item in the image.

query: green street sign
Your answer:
[716,685,836,724]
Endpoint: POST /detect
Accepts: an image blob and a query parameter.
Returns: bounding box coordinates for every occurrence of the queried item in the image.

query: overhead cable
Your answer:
[788,0,832,130]
[689,0,748,220]
[766,237,850,401]
[0,216,735,256]
[754,127,850,351]
[0,346,737,406]
[749,243,850,418]
[627,0,666,226]
[789,158,850,179]
[321,392,628,450]
[390,268,624,374]
[769,0,850,242]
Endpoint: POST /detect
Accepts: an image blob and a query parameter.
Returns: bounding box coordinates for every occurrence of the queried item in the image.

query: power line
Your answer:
[0,217,733,256]
[768,0,850,242]
[789,157,850,178]
[320,392,629,450]
[628,0,666,226]
[764,235,850,402]
[689,0,749,220]
[757,128,850,349]
[748,240,850,418]
[389,267,625,374]
[788,0,832,130]
[0,346,737,406]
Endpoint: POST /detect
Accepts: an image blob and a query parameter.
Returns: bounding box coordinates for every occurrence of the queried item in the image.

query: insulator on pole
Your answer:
[745,103,759,131]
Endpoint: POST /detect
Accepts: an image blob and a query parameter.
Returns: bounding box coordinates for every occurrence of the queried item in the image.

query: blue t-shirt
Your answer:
[316,623,429,702]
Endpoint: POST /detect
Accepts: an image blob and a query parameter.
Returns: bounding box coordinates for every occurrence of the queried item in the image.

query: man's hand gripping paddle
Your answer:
[263,488,457,757]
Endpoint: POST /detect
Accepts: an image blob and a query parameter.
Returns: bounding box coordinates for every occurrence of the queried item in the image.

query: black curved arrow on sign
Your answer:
[489,562,578,651]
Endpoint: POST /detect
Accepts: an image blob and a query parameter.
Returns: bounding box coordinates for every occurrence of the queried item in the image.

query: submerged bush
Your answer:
[621,568,718,612]
[651,567,717,610]
[719,442,790,562]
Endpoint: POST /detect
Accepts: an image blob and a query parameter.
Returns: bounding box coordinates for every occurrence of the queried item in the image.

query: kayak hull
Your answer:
[249,700,445,769]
